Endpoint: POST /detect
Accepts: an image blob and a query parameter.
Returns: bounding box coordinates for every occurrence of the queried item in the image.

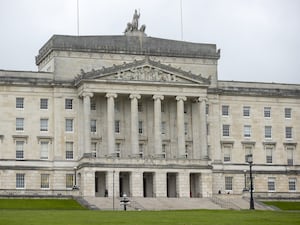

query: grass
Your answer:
[0,199,299,225]
[262,201,300,210]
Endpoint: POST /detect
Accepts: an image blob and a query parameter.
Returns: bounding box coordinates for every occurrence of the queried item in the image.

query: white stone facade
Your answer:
[0,32,299,199]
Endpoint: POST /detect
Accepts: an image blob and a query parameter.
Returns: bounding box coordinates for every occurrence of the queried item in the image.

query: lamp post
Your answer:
[113,170,115,211]
[246,154,255,210]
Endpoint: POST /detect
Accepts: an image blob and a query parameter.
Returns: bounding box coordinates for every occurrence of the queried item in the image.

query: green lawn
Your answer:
[263,201,300,210]
[0,199,299,225]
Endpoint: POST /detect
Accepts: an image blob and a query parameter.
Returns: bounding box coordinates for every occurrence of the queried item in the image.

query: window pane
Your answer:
[91,120,96,132]
[91,142,97,157]
[243,106,250,117]
[285,108,291,119]
[40,141,49,159]
[65,99,73,109]
[223,146,231,162]
[285,127,292,139]
[65,119,73,132]
[266,147,273,163]
[138,121,143,134]
[16,98,24,109]
[90,100,96,110]
[66,174,73,188]
[265,126,272,138]
[16,118,24,131]
[264,107,271,117]
[268,178,275,191]
[41,174,50,188]
[115,120,120,133]
[222,105,229,116]
[289,178,296,191]
[16,141,24,159]
[40,119,48,131]
[16,173,25,188]
[225,177,233,190]
[161,121,166,134]
[244,125,251,137]
[40,99,48,109]
[222,125,230,136]
[66,142,73,159]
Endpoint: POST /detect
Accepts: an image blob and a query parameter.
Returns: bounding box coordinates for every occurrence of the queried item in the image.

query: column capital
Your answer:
[106,93,118,99]
[129,94,141,100]
[176,96,187,101]
[81,92,94,98]
[198,96,208,103]
[153,95,164,101]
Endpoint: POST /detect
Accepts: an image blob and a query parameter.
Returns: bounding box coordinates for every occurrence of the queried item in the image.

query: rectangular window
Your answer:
[114,101,120,112]
[268,178,275,191]
[244,125,251,138]
[66,142,74,159]
[91,120,96,133]
[16,173,25,188]
[65,119,73,132]
[161,102,165,113]
[41,174,50,189]
[206,104,209,115]
[138,102,143,112]
[285,127,292,139]
[90,100,96,110]
[244,146,253,163]
[184,122,188,135]
[66,174,74,188]
[223,145,231,162]
[40,98,48,109]
[138,121,143,134]
[16,118,24,131]
[222,124,230,137]
[266,147,273,163]
[184,103,188,114]
[225,176,233,191]
[16,97,24,109]
[289,178,296,191]
[115,120,120,133]
[161,121,166,134]
[264,107,271,118]
[287,147,294,165]
[285,108,292,119]
[40,119,48,132]
[139,143,144,158]
[115,143,121,157]
[243,106,250,117]
[265,126,272,139]
[91,142,97,157]
[16,141,24,159]
[222,105,229,116]
[40,141,49,159]
[65,99,73,109]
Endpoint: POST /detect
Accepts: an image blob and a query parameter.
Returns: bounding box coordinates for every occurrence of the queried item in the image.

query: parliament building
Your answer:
[0,14,299,201]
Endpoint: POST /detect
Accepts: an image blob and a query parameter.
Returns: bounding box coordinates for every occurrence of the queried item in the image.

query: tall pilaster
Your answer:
[176,96,187,157]
[129,94,141,156]
[106,93,117,156]
[82,92,93,157]
[199,97,208,160]
[153,95,164,157]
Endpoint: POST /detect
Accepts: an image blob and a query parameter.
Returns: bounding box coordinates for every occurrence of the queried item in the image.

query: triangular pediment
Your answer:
[75,57,210,86]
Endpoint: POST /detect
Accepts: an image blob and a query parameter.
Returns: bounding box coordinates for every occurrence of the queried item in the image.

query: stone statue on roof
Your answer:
[124,9,146,35]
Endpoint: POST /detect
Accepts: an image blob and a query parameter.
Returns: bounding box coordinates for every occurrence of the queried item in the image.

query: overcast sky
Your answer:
[0,0,299,84]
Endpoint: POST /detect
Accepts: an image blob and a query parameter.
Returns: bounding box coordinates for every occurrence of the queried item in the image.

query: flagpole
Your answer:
[77,0,80,36]
[180,0,183,40]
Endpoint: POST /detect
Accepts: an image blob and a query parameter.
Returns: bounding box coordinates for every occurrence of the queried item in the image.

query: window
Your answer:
[161,102,165,113]
[16,97,24,109]
[66,142,74,159]
[138,102,143,112]
[184,122,188,135]
[65,119,73,132]
[266,147,273,163]
[139,144,144,158]
[222,105,229,116]
[268,178,275,191]
[65,99,73,109]
[115,143,121,157]
[222,125,230,137]
[41,174,50,189]
[243,106,250,117]
[184,103,188,114]
[206,104,209,115]
[287,146,294,165]
[285,108,291,119]
[285,127,292,139]
[138,121,143,134]
[161,121,166,134]
[91,120,96,133]
[244,125,251,138]
[264,107,271,118]
[289,178,296,191]
[16,118,24,131]
[207,124,210,135]
[91,142,97,157]
[225,176,233,191]
[264,126,272,139]
[244,146,253,163]
[16,141,24,159]
[40,141,49,159]
[40,119,48,132]
[66,174,74,188]
[90,100,96,110]
[16,173,25,188]
[185,145,189,158]
[223,145,231,162]
[40,98,48,109]
[115,120,120,133]
[114,101,120,112]
[162,144,167,158]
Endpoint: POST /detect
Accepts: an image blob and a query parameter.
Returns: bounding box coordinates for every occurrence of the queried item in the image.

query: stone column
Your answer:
[131,171,143,197]
[129,94,141,157]
[83,92,94,157]
[154,171,167,197]
[176,96,187,157]
[107,170,119,198]
[177,171,190,197]
[153,95,164,157]
[106,93,117,156]
[199,97,208,160]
